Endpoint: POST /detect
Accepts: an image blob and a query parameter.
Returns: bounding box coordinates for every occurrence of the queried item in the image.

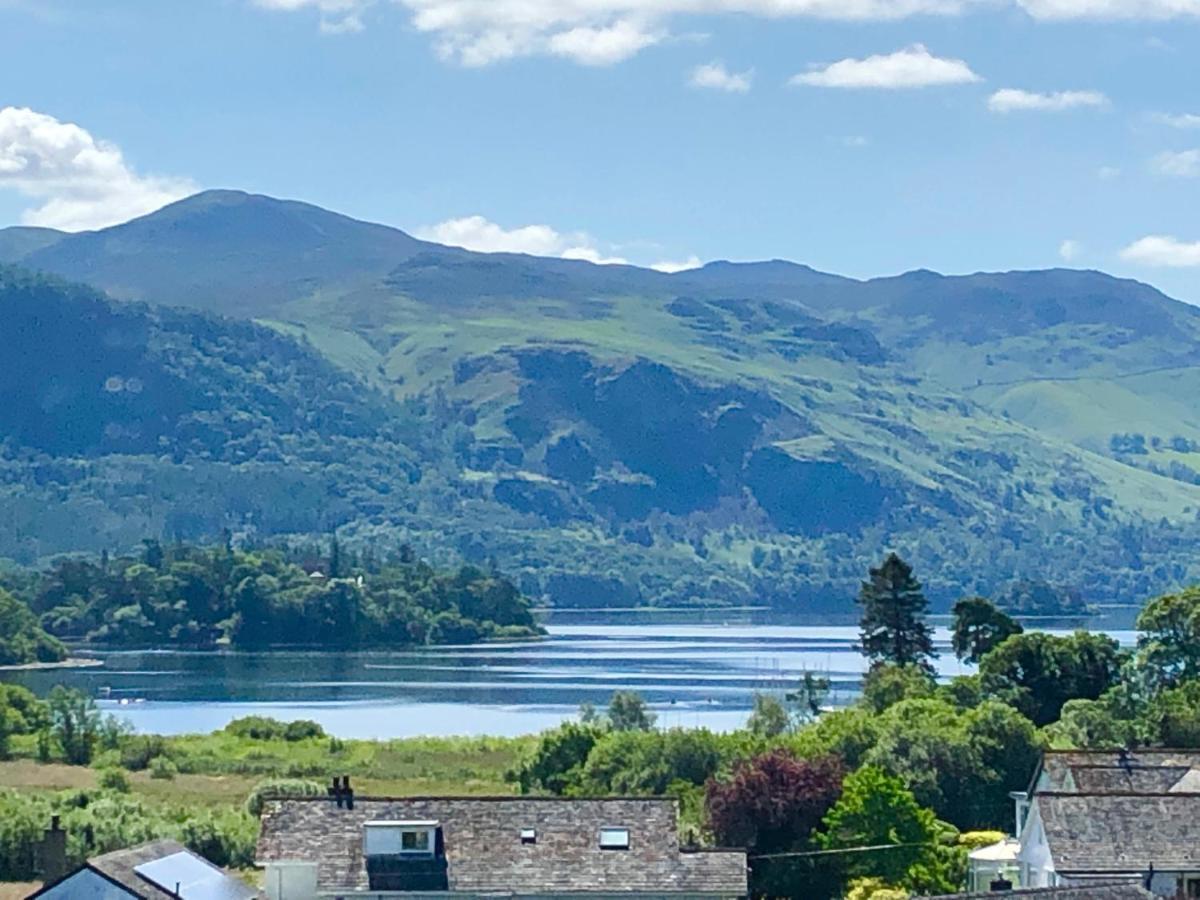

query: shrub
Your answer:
[120,734,168,771]
[224,716,287,741]
[97,768,131,794]
[149,756,179,780]
[283,720,326,742]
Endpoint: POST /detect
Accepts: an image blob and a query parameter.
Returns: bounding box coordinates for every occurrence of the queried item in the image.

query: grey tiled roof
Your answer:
[1035,750,1200,795]
[926,882,1152,899]
[87,840,192,900]
[1037,792,1200,873]
[257,797,748,896]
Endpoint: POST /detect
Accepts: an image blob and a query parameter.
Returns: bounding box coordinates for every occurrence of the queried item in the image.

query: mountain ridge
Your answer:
[4,191,1200,607]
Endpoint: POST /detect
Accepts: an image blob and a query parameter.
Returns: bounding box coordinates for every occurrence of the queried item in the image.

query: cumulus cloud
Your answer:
[652,256,704,273]
[414,215,706,270]
[791,45,980,89]
[987,88,1109,112]
[689,62,753,93]
[1152,112,1200,129]
[0,107,195,232]
[1016,0,1200,19]
[255,0,1200,63]
[1059,239,1083,262]
[1121,235,1200,267]
[413,215,630,265]
[1151,149,1200,177]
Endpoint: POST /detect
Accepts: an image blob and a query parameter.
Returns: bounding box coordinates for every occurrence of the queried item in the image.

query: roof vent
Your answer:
[520,829,537,845]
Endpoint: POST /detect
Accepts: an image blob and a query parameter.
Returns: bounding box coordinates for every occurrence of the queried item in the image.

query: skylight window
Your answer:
[599,828,630,850]
[520,829,537,845]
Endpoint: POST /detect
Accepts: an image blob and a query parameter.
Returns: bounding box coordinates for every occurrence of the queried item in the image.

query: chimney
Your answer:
[37,816,68,884]
[329,776,354,809]
[342,775,354,811]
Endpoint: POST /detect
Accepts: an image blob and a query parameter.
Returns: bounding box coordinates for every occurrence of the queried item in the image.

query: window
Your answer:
[520,829,537,845]
[401,830,431,852]
[599,828,630,850]
[363,821,438,857]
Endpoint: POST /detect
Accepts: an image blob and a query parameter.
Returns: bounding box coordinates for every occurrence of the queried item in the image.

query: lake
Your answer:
[0,609,1140,738]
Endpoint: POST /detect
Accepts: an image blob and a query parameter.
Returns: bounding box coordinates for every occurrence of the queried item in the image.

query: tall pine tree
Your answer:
[857,553,936,672]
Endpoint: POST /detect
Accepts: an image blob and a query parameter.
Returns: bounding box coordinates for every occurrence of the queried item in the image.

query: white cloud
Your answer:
[1097,166,1121,180]
[0,107,195,232]
[546,20,662,65]
[254,0,369,32]
[651,256,704,273]
[1152,149,1200,177]
[791,44,980,90]
[414,215,706,270]
[415,215,639,265]
[256,0,1200,64]
[1016,0,1200,19]
[689,62,753,93]
[1152,112,1200,129]
[1059,239,1082,262]
[987,88,1109,113]
[1121,235,1200,268]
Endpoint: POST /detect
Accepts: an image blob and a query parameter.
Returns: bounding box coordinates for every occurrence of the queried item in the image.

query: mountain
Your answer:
[4,191,1200,608]
[0,266,421,558]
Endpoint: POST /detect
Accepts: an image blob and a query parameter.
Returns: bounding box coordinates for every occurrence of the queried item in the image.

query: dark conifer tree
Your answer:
[857,553,937,672]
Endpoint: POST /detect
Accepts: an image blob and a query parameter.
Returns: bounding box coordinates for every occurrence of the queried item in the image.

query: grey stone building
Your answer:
[255,786,747,899]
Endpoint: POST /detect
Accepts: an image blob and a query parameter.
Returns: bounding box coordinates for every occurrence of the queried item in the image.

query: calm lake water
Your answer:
[0,609,1140,739]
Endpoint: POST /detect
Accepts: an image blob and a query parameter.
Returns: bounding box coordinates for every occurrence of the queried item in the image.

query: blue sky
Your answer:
[2,0,1199,298]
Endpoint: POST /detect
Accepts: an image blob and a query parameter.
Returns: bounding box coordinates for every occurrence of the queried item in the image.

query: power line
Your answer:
[750,842,934,861]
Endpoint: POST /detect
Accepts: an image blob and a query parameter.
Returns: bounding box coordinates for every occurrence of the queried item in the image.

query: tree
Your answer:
[512,721,605,794]
[707,751,845,853]
[747,693,791,737]
[607,691,656,732]
[861,664,936,714]
[786,672,831,724]
[857,555,936,673]
[47,686,102,765]
[1135,586,1200,689]
[951,597,1022,665]
[979,631,1125,727]
[0,588,66,666]
[817,766,943,887]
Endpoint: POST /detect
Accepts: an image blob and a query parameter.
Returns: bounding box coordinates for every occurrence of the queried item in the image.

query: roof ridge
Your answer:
[266,794,681,802]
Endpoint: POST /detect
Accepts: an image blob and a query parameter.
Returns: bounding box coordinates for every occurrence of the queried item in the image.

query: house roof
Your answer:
[1036,792,1200,874]
[1032,750,1200,795]
[926,882,1152,899]
[256,796,748,896]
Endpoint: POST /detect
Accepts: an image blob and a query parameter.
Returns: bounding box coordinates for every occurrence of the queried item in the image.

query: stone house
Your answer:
[255,780,748,899]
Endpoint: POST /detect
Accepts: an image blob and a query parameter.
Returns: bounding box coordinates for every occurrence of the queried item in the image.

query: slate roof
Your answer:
[926,882,1152,899]
[1036,792,1200,874]
[1034,750,1200,795]
[257,796,748,896]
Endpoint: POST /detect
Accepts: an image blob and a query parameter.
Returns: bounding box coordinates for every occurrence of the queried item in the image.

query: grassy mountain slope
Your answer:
[5,193,1200,607]
[0,266,425,560]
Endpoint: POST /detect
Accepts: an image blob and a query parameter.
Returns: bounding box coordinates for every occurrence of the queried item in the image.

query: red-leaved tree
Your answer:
[706,750,846,853]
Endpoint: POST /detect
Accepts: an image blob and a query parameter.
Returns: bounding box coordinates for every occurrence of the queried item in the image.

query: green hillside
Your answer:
[5,192,1200,608]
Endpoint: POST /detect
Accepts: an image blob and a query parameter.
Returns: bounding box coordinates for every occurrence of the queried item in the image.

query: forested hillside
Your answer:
[5,193,1200,608]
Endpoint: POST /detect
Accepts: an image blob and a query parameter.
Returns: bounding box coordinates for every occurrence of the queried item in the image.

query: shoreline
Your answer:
[0,657,104,673]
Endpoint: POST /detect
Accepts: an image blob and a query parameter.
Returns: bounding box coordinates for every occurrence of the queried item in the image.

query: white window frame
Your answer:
[364,821,438,857]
